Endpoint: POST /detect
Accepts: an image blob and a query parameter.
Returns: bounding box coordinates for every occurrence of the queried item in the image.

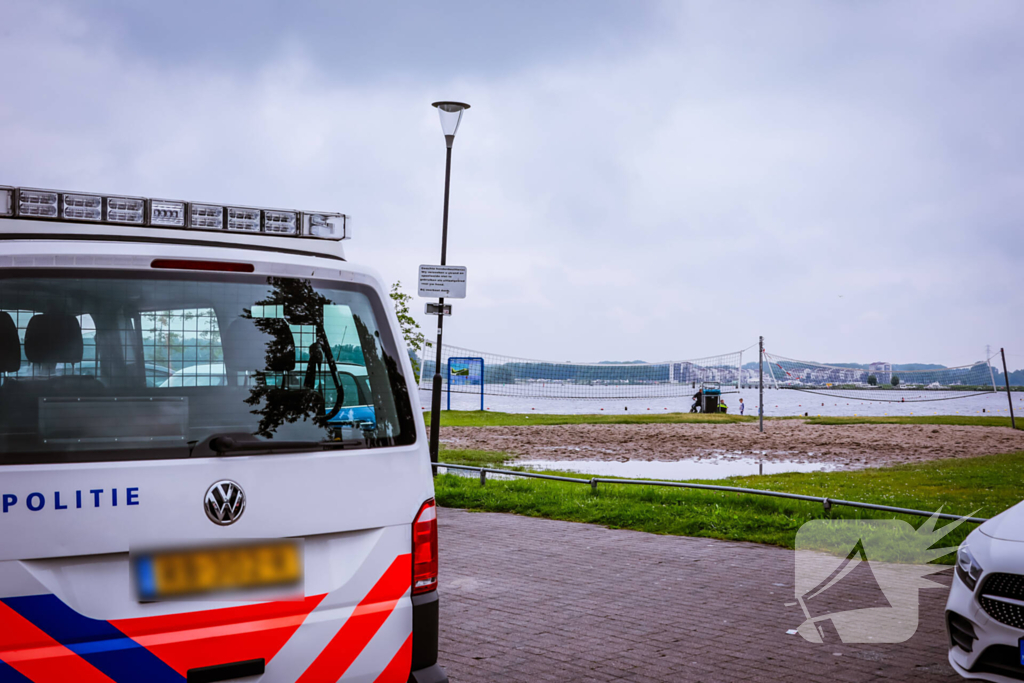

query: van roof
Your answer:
[0,185,349,262]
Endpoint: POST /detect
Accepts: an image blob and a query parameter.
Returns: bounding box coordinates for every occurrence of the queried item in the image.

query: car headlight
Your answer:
[956,544,984,591]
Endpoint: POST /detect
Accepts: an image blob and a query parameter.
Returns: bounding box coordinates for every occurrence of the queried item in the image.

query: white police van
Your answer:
[0,186,446,683]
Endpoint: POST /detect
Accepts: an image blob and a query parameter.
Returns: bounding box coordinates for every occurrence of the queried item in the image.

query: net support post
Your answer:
[758,336,764,433]
[1001,348,1016,429]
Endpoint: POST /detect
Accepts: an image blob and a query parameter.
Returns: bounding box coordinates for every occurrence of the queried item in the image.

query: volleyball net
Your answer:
[417,341,1001,403]
[418,343,748,399]
[761,351,998,402]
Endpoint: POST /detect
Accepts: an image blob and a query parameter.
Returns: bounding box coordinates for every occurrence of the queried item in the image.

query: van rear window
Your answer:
[0,270,415,464]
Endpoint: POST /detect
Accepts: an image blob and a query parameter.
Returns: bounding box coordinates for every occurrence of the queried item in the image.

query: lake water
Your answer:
[422,387,1024,418]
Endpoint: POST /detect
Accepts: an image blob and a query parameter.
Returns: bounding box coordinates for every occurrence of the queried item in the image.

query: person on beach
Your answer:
[739,398,745,415]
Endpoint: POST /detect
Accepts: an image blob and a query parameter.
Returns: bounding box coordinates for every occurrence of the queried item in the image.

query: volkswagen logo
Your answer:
[204,480,246,525]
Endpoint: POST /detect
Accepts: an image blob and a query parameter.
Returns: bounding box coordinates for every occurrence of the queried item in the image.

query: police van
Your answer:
[0,186,446,683]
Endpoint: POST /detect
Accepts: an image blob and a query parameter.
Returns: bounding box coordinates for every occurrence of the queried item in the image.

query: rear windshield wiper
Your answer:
[206,435,357,456]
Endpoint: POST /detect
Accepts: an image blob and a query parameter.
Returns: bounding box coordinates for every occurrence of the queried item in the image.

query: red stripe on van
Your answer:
[111,594,325,677]
[0,601,116,683]
[296,554,411,683]
[373,633,412,683]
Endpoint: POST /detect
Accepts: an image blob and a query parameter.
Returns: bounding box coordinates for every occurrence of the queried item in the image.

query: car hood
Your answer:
[980,501,1024,542]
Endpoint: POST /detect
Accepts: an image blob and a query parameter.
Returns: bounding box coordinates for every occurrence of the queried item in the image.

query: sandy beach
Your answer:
[440,421,1024,469]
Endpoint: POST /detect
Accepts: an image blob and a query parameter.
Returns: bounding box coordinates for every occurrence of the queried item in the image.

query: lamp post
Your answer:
[428,101,470,471]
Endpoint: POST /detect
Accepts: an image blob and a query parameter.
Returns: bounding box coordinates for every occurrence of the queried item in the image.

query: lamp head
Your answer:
[432,101,470,147]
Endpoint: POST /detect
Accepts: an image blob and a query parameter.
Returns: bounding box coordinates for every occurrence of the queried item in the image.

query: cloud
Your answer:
[1,0,1021,365]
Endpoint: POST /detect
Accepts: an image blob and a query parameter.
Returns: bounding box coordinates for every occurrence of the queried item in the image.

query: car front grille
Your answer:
[985,573,1024,601]
[971,645,1024,681]
[980,573,1024,630]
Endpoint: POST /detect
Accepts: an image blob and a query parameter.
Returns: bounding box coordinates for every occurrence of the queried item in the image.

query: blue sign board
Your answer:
[447,357,485,410]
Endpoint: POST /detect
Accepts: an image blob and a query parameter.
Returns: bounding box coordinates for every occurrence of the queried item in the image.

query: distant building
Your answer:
[868,362,892,384]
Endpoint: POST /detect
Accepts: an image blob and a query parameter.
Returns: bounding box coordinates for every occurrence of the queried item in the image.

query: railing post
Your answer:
[590,478,598,493]
[480,469,487,486]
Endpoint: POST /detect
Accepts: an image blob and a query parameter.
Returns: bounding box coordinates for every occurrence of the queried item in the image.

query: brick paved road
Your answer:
[437,509,958,682]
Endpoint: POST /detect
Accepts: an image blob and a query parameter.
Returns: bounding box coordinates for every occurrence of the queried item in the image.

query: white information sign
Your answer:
[418,265,467,299]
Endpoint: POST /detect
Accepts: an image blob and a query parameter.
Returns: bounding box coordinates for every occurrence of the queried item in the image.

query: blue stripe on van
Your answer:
[0,659,32,683]
[2,595,184,683]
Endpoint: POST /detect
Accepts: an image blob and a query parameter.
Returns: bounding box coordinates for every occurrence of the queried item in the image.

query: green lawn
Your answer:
[804,415,1022,429]
[425,410,1021,429]
[438,447,512,468]
[435,449,1024,560]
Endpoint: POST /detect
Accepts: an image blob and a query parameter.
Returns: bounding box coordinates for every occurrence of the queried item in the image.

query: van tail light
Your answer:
[412,499,438,595]
[151,259,254,272]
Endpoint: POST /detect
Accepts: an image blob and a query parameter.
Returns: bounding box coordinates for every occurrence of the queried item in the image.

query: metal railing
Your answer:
[435,462,989,524]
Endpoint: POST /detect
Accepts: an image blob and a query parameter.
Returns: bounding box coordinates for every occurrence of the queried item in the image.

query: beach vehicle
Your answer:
[690,382,726,413]
[946,499,1024,681]
[0,185,444,682]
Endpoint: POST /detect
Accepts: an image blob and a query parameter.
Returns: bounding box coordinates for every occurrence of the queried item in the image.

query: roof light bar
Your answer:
[1,184,350,240]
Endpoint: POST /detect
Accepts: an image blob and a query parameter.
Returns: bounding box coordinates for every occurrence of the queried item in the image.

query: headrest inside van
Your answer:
[24,314,84,364]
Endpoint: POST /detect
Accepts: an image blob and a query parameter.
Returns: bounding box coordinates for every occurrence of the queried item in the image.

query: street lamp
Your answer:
[428,101,470,470]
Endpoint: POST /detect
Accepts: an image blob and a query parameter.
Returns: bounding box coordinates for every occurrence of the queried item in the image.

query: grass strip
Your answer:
[438,447,513,468]
[435,450,1024,561]
[426,410,1021,429]
[804,415,1022,429]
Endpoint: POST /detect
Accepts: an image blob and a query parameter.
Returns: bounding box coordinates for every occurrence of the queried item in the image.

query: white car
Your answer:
[947,499,1024,681]
[160,362,227,387]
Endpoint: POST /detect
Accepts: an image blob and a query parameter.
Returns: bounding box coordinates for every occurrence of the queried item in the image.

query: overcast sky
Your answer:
[3,0,1022,366]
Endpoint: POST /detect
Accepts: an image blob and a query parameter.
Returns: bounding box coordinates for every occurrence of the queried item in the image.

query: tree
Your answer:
[867,374,878,386]
[891,374,900,387]
[390,281,425,381]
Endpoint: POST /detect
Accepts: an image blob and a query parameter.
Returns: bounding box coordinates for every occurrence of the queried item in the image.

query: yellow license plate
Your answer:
[135,541,302,600]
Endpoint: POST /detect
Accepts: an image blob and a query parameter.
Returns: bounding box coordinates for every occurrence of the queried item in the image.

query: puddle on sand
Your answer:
[512,457,837,480]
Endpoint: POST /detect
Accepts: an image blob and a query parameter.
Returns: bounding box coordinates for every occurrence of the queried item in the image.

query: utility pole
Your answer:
[427,101,470,472]
[759,336,764,433]
[428,144,452,470]
[1001,348,1016,429]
